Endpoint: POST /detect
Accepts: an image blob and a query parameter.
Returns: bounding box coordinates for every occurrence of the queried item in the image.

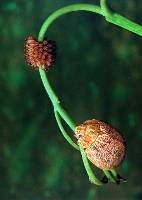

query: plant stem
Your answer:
[38,3,142,43]
[103,170,116,183]
[39,67,105,185]
[110,168,117,178]
[54,110,79,150]
[38,4,103,42]
[79,146,103,186]
[39,68,75,131]
[100,0,142,36]
[100,0,110,16]
[37,2,139,185]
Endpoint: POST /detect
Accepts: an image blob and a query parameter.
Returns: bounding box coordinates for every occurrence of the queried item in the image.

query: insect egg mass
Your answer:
[25,36,56,71]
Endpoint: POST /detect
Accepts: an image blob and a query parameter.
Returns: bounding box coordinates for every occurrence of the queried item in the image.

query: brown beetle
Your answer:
[75,119,126,170]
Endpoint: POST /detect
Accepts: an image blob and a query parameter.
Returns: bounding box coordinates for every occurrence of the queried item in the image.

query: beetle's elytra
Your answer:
[75,119,126,170]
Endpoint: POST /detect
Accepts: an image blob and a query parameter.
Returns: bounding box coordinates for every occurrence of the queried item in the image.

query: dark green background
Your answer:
[1,0,142,199]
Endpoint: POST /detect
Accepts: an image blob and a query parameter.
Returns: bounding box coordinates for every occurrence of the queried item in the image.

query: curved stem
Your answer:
[38,4,103,42]
[39,67,105,185]
[79,146,103,186]
[54,110,79,150]
[38,3,142,43]
[36,2,138,185]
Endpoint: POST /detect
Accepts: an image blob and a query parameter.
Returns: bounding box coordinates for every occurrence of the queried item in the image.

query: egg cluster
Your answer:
[25,36,56,70]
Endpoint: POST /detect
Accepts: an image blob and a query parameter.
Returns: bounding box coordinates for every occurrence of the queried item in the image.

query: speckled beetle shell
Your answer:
[75,119,126,170]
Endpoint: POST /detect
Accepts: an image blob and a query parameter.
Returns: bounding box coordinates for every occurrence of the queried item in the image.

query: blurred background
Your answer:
[1,0,142,199]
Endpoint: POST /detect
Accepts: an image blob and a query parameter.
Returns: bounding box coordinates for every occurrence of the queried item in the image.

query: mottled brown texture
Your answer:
[25,36,56,70]
[75,119,126,169]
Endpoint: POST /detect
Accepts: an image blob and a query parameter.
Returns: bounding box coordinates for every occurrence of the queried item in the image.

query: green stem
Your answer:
[54,110,79,150]
[110,168,117,178]
[100,0,110,16]
[37,2,138,185]
[39,68,59,105]
[100,0,142,36]
[39,68,75,130]
[39,67,105,185]
[107,13,142,36]
[79,146,103,186]
[103,170,116,183]
[38,3,142,43]
[38,4,103,42]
